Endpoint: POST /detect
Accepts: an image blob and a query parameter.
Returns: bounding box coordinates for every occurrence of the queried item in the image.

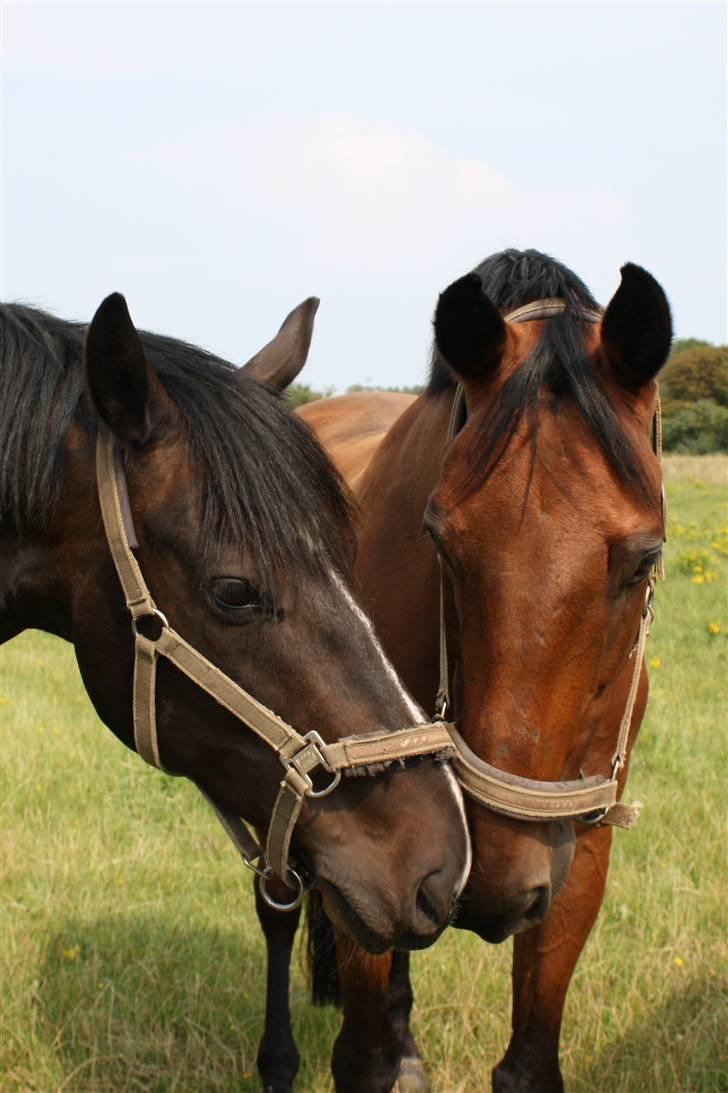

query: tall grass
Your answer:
[1,456,726,1092]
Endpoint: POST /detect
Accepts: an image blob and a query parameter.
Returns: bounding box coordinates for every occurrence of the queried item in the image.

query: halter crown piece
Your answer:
[433,299,664,830]
[96,430,456,911]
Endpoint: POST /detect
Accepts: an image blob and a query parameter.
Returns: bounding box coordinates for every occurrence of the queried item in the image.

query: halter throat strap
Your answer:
[95,430,454,891]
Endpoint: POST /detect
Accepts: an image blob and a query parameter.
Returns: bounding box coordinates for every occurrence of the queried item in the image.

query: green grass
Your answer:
[1,456,726,1092]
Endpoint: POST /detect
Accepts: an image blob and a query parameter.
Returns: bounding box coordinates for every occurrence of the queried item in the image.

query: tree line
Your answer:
[288,339,727,453]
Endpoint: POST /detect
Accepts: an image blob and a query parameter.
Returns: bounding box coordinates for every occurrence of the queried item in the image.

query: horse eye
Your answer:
[628,552,660,586]
[211,577,265,610]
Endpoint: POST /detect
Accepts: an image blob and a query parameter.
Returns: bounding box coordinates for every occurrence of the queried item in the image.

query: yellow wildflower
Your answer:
[649,656,661,670]
[691,575,705,585]
[707,622,721,635]
[61,944,80,962]
[673,956,684,968]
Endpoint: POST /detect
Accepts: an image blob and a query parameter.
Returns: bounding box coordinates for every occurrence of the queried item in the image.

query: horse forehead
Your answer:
[443,409,654,539]
[132,437,195,501]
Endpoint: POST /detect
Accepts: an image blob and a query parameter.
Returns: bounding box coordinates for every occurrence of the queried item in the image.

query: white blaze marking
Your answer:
[332,571,472,893]
[332,571,422,723]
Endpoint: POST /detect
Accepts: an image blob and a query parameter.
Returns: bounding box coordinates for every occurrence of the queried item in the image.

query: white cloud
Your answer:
[149,112,631,277]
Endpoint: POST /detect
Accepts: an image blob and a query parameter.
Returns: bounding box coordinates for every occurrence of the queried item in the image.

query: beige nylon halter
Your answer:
[434,299,663,830]
[95,430,455,907]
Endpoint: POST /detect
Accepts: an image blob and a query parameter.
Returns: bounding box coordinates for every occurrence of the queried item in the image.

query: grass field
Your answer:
[1,456,726,1093]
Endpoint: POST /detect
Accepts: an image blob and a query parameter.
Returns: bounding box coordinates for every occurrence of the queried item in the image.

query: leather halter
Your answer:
[96,429,456,907]
[434,299,663,829]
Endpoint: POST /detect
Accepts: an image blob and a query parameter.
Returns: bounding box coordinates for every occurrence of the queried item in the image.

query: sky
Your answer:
[2,1,726,391]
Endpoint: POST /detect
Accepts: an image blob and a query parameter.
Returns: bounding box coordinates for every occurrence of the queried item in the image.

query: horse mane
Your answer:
[428,248,656,506]
[0,303,353,583]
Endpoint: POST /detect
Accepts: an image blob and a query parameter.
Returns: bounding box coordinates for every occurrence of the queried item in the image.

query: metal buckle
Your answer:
[576,807,608,827]
[285,731,341,799]
[611,755,625,781]
[435,691,450,721]
[258,868,305,912]
[131,608,169,640]
[242,848,273,881]
[643,580,656,623]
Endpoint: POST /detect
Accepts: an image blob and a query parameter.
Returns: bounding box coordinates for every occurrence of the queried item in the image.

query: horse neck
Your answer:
[0,431,100,645]
[352,388,457,711]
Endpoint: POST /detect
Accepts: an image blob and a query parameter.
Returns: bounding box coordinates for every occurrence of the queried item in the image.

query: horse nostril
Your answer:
[416,873,447,929]
[523,884,551,924]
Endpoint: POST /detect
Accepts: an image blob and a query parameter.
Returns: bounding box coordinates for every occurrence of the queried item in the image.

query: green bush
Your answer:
[662,398,728,453]
[285,383,332,409]
[661,345,727,406]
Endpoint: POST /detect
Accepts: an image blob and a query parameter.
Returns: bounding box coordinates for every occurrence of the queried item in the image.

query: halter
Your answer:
[96,430,456,909]
[434,299,663,830]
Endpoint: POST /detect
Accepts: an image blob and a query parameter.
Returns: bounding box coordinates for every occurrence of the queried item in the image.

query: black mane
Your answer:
[428,249,656,506]
[1,304,352,583]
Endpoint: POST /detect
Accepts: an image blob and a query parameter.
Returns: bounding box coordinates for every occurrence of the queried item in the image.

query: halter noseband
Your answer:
[96,430,455,909]
[434,299,663,830]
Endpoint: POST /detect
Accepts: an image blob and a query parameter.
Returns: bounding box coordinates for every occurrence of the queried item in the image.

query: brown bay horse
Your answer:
[0,294,470,1089]
[296,249,671,1092]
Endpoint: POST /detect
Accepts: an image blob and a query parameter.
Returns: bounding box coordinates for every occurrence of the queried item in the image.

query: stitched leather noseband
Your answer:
[433,299,663,830]
[96,430,456,909]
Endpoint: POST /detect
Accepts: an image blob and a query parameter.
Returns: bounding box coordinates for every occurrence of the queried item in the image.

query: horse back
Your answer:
[298,391,415,489]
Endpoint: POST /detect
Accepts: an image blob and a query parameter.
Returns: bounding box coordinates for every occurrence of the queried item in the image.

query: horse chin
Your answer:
[451,904,525,944]
[316,876,392,955]
[452,881,553,943]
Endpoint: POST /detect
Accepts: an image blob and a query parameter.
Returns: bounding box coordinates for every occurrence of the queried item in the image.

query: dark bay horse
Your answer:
[297,250,671,1092]
[0,294,470,1089]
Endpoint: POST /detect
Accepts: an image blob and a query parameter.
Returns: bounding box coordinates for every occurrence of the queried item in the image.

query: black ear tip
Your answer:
[436,273,483,317]
[100,291,128,310]
[449,272,484,298]
[619,263,665,295]
[304,296,321,315]
[92,292,131,327]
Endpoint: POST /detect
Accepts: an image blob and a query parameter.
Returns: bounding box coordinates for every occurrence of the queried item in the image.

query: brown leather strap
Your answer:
[322,723,454,771]
[504,299,603,324]
[445,725,618,820]
[133,633,165,770]
[96,436,156,619]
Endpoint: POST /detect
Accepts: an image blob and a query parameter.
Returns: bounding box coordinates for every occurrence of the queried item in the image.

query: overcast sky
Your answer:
[2,1,726,390]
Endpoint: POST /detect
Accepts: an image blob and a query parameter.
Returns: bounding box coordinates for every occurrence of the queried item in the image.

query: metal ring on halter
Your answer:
[258,868,305,911]
[307,769,341,799]
[131,608,169,639]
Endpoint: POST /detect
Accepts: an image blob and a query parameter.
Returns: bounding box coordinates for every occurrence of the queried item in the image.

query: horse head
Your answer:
[1,294,470,951]
[430,255,671,941]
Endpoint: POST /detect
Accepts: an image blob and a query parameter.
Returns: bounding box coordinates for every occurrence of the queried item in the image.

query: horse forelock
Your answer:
[427,249,658,509]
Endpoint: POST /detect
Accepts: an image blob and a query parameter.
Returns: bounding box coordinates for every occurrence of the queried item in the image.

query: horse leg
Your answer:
[331,939,401,1093]
[493,825,613,1093]
[389,951,430,1092]
[254,876,302,1093]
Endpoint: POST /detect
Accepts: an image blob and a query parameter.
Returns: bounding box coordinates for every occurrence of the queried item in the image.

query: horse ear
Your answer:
[601,264,673,392]
[241,297,320,390]
[434,273,506,382]
[85,293,172,445]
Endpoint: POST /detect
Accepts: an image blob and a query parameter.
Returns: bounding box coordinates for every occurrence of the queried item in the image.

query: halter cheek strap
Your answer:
[95,430,455,905]
[434,299,664,830]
